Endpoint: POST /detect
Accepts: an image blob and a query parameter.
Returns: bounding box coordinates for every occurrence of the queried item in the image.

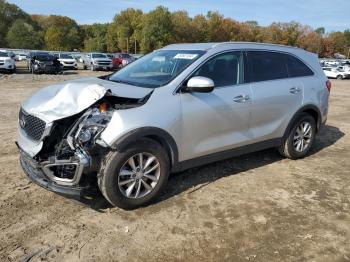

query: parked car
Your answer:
[112,53,135,69]
[54,53,78,70]
[337,66,350,74]
[0,50,16,73]
[322,67,350,80]
[82,53,113,71]
[71,53,82,62]
[132,54,144,60]
[17,42,329,209]
[15,53,28,61]
[27,52,62,74]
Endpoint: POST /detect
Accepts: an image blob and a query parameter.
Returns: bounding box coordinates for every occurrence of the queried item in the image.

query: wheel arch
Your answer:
[111,127,179,171]
[284,104,322,138]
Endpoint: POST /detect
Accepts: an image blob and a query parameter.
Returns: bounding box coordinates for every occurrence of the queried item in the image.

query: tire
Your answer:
[278,113,316,159]
[336,75,343,80]
[98,138,170,209]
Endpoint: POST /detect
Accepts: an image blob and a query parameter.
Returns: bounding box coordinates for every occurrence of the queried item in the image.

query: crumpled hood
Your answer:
[21,77,152,123]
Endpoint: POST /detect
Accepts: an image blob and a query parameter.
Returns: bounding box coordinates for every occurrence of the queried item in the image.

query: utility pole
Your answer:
[126,37,129,53]
[134,39,137,54]
[347,47,350,59]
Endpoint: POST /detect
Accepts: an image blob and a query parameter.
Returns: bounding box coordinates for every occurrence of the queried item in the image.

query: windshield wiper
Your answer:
[109,79,138,86]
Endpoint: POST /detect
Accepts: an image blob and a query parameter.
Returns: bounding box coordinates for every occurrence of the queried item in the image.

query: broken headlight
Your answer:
[71,103,112,148]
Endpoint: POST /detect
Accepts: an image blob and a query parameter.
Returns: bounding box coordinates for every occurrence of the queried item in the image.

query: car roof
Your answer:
[161,42,304,52]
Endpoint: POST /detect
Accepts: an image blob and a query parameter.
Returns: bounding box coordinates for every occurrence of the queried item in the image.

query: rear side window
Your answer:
[285,55,314,77]
[247,51,288,82]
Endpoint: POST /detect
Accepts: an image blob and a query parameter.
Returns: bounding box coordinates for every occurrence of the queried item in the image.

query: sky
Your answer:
[7,0,350,32]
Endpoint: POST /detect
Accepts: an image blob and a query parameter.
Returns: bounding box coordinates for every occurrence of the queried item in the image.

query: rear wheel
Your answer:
[98,139,170,209]
[278,113,316,159]
[336,75,343,80]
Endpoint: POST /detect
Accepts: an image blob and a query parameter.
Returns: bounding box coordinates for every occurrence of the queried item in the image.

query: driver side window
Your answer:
[193,51,243,87]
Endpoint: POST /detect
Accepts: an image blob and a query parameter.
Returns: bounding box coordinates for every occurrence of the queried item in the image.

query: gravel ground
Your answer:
[0,62,349,261]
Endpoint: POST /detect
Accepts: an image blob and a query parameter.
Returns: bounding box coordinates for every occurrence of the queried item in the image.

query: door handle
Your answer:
[289,87,302,94]
[233,95,250,103]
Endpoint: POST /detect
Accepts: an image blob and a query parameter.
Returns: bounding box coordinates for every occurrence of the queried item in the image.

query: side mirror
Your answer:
[186,76,214,93]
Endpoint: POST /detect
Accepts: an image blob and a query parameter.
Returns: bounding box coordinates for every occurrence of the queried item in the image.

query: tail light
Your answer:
[326,80,331,92]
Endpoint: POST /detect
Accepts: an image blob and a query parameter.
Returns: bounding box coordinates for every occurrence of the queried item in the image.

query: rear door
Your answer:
[246,51,303,141]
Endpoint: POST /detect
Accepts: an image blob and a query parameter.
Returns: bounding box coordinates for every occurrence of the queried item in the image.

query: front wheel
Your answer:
[336,75,343,80]
[98,139,170,209]
[278,113,316,159]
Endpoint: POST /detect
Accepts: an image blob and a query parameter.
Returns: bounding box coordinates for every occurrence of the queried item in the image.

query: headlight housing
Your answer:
[71,103,112,148]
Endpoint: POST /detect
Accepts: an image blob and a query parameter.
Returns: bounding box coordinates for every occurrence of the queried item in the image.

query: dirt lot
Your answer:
[0,62,349,261]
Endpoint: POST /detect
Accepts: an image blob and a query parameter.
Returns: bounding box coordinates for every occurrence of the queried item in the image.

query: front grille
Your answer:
[97,61,111,65]
[19,109,46,141]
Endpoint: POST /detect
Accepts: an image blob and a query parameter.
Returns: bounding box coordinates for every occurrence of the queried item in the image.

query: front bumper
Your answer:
[0,64,14,71]
[33,64,58,73]
[17,144,93,197]
[62,63,77,69]
[94,64,113,71]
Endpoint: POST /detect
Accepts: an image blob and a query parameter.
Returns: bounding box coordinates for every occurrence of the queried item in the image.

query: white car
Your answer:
[16,53,28,61]
[55,53,78,70]
[0,50,16,73]
[322,67,350,80]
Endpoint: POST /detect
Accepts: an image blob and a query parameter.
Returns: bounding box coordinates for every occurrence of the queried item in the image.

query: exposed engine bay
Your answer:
[18,89,151,191]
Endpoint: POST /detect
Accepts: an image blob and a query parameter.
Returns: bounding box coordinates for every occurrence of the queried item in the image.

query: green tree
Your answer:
[141,6,173,53]
[82,23,109,52]
[171,11,193,43]
[0,0,33,46]
[191,15,209,42]
[6,19,43,49]
[107,8,143,53]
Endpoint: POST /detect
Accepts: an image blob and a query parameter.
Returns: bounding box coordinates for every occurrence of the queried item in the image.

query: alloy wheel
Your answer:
[293,121,313,152]
[118,153,161,199]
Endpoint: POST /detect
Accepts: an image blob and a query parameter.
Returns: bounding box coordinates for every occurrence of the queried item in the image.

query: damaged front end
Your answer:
[17,79,151,197]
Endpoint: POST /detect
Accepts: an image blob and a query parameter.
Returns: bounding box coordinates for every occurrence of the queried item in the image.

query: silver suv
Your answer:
[17,42,330,209]
[82,53,113,71]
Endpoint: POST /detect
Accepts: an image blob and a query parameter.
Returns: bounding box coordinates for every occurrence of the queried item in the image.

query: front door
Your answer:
[179,51,252,161]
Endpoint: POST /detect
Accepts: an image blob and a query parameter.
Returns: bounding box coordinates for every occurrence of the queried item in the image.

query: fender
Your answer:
[283,104,322,139]
[111,127,179,171]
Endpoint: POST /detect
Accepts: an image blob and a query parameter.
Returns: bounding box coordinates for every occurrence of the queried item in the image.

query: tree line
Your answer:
[1,0,349,57]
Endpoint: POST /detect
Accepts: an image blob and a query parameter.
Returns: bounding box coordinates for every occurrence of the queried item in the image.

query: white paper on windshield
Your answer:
[152,56,166,62]
[174,54,198,60]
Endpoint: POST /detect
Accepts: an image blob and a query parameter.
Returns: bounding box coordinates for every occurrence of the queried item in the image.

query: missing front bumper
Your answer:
[17,143,92,197]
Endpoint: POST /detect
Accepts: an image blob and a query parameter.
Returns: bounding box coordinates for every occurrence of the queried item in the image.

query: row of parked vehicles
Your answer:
[0,49,140,74]
[321,59,350,80]
[26,52,139,74]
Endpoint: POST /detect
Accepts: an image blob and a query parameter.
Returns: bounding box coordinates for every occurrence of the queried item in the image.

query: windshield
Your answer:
[34,53,53,61]
[60,54,73,59]
[0,52,9,57]
[121,53,132,58]
[92,53,107,59]
[109,50,205,88]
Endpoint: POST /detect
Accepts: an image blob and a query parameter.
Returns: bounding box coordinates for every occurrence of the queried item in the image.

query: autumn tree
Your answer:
[41,15,82,51]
